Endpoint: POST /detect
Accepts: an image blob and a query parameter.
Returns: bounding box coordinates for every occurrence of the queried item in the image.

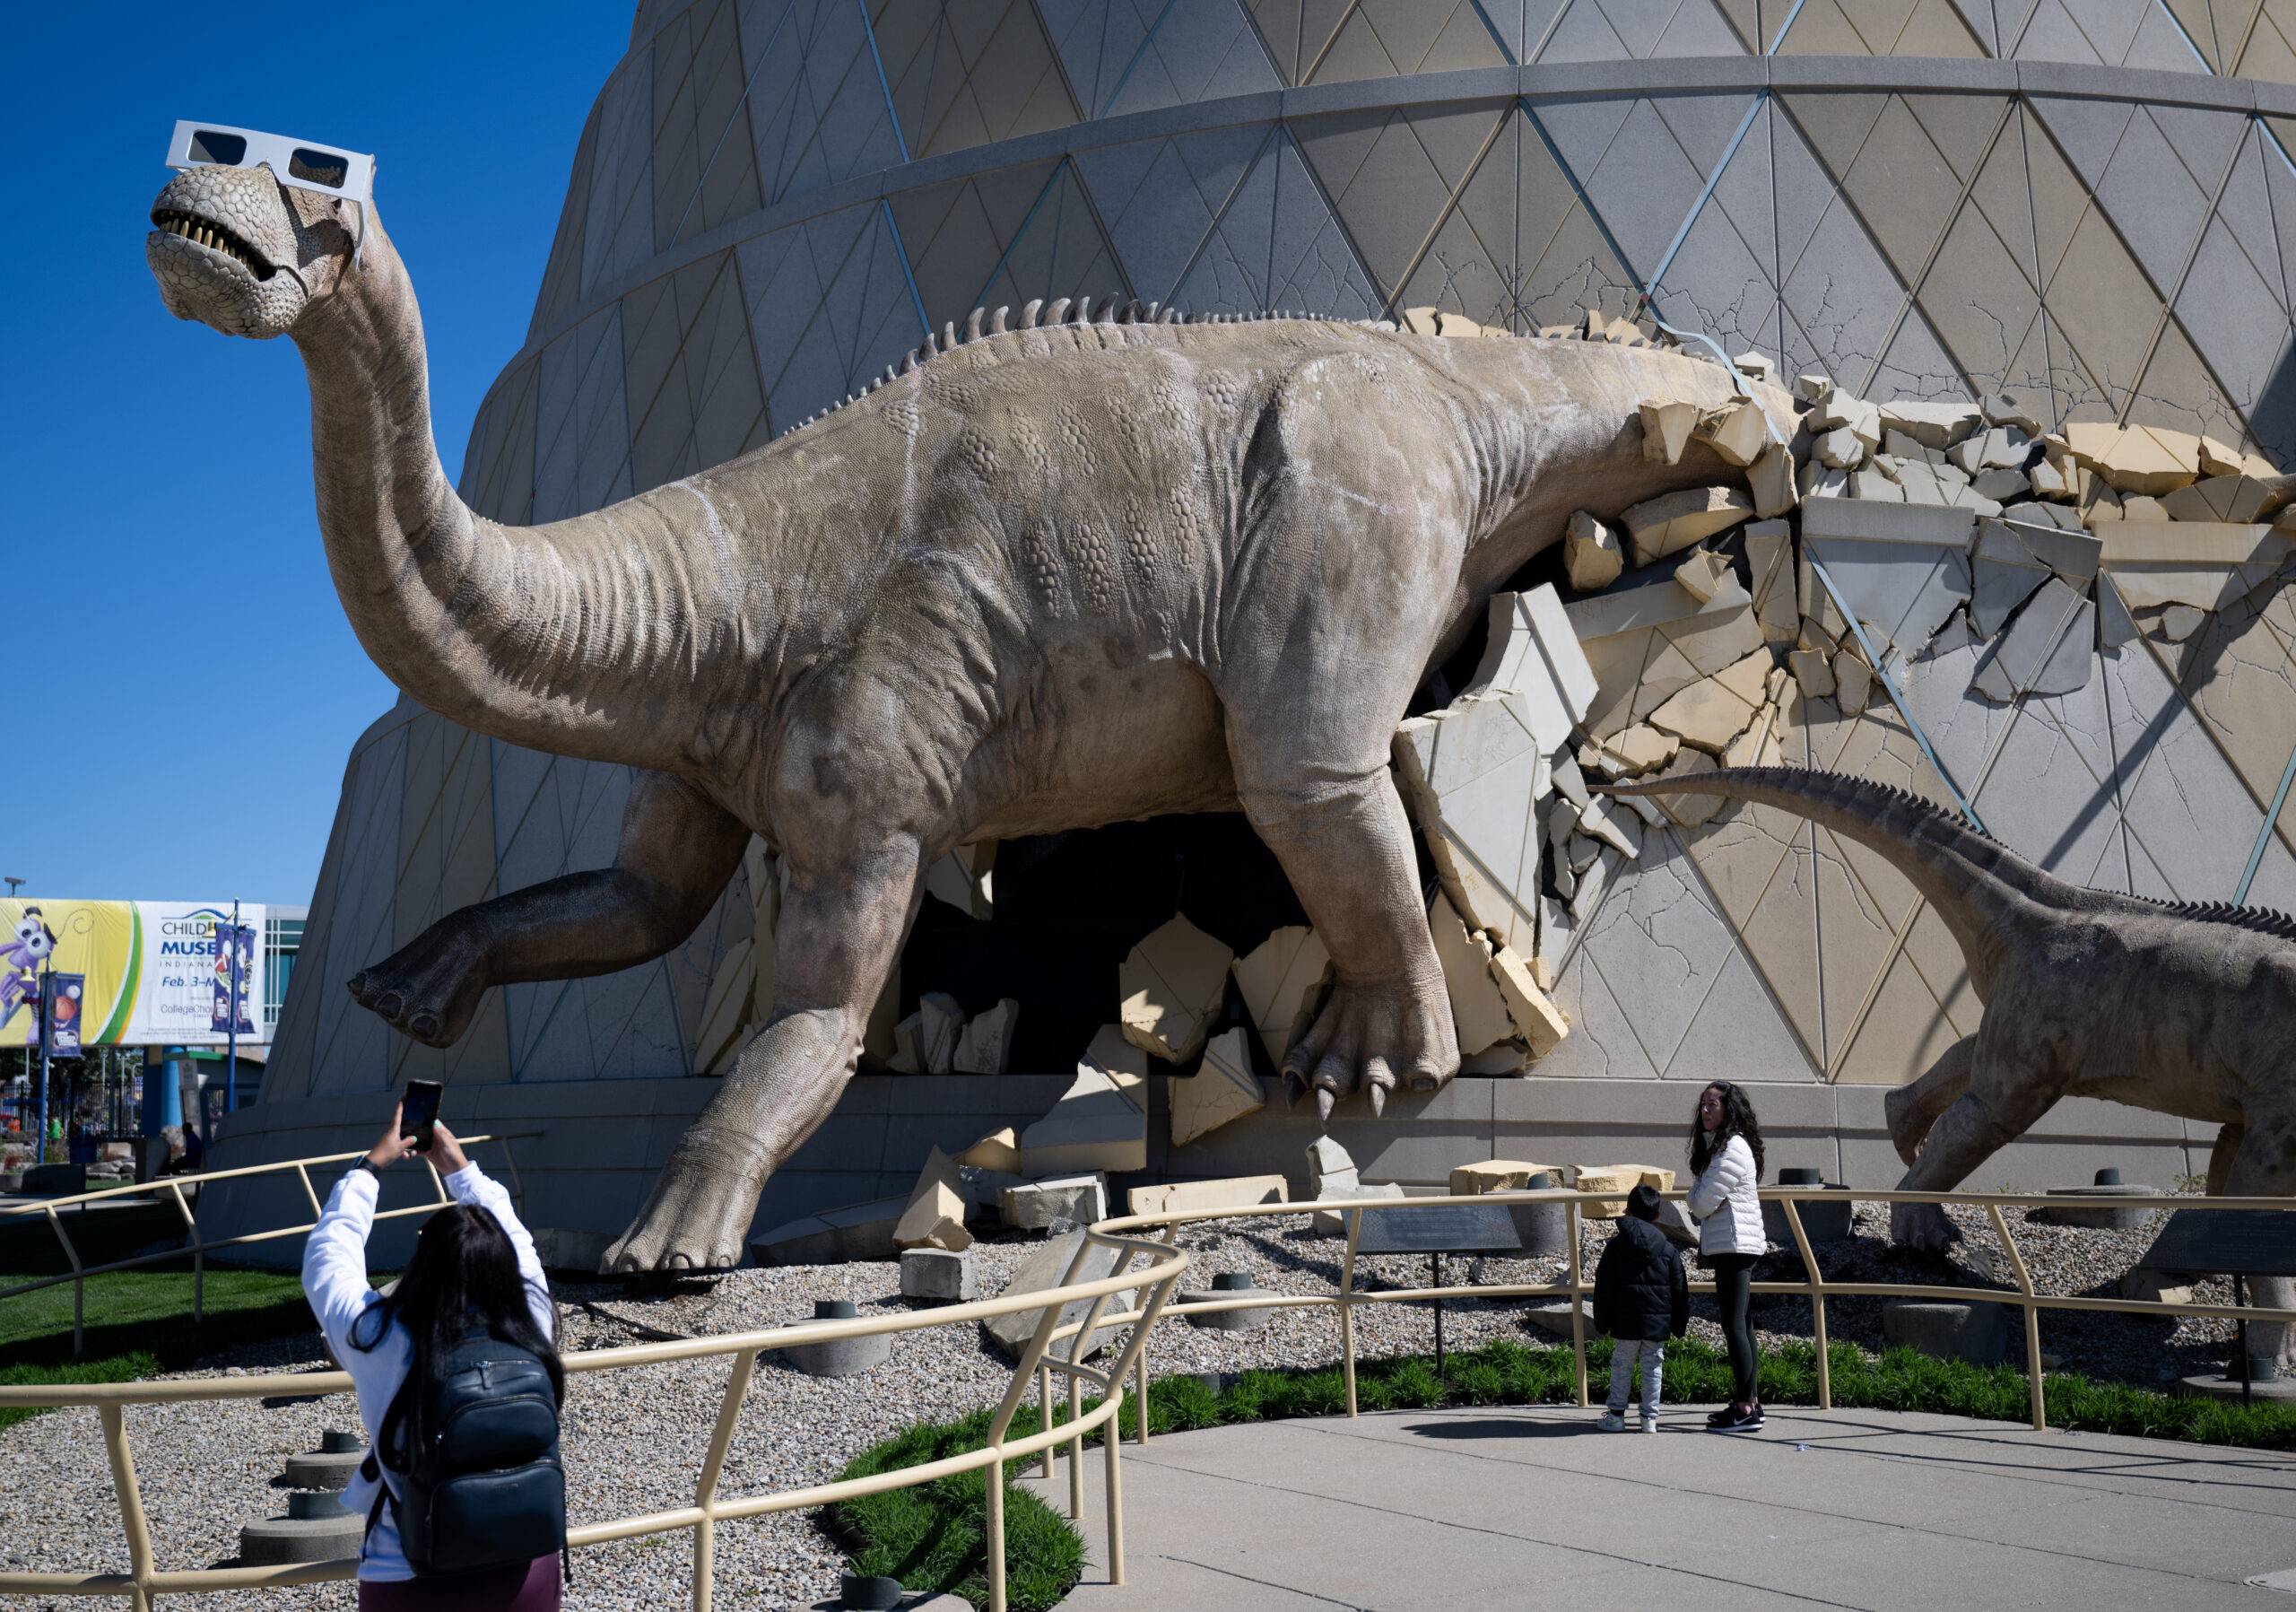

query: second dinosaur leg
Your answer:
[1889,1035,2063,1250]
[1885,1035,1976,1167]
[1239,770,1456,1118]
[2213,1113,2296,1372]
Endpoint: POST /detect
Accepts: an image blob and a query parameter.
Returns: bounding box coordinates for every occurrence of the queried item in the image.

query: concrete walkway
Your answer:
[1022,1404,2296,1610]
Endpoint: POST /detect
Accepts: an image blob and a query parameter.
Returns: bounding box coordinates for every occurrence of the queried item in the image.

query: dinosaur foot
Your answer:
[603,1127,767,1273]
[346,926,488,1048]
[1891,1199,1961,1251]
[1281,975,1456,1118]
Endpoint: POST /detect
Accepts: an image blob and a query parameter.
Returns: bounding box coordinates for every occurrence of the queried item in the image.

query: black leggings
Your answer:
[1709,1252,1761,1404]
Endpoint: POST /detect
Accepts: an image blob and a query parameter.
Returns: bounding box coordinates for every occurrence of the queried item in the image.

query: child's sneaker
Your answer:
[1598,1411,1628,1431]
[1641,1415,1660,1433]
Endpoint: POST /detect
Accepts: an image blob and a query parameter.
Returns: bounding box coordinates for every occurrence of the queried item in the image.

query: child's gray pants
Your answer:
[1606,1338,1664,1415]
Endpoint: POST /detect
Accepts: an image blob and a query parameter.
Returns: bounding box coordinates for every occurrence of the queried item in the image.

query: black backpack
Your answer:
[363,1326,566,1578]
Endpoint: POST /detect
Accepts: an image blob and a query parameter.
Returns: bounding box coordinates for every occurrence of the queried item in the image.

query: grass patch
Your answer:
[833,1335,2296,1607]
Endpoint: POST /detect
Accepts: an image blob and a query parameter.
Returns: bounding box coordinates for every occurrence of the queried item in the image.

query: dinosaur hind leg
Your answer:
[1890,1026,2065,1250]
[2212,1112,2296,1373]
[1886,1034,1976,1168]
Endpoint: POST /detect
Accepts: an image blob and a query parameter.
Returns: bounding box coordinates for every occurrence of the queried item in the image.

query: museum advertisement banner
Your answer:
[0,900,268,1048]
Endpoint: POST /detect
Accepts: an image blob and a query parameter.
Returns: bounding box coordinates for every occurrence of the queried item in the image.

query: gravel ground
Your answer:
[0,1196,2267,1610]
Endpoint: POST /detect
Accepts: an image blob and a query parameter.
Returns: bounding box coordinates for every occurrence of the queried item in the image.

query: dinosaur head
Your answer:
[147,161,361,339]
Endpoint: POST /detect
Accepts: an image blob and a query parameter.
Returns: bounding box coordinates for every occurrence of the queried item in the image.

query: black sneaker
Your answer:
[1705,1407,1735,1425]
[1709,1405,1766,1432]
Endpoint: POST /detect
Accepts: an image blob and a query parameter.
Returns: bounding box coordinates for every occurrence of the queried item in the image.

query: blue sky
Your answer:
[0,5,631,906]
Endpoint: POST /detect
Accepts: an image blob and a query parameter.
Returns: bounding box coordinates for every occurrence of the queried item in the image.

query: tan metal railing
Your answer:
[0,1134,538,1354]
[0,1224,1186,1612]
[1112,1185,2296,1434]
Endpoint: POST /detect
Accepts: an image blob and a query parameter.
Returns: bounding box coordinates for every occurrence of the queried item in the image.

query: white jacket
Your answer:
[1686,1134,1765,1257]
[301,1163,552,1581]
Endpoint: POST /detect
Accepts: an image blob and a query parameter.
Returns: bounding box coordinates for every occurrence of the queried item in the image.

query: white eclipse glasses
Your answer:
[163,120,375,264]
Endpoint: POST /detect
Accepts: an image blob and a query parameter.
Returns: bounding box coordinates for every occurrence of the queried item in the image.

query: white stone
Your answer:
[1126,1175,1288,1217]
[957,1127,1022,1174]
[918,992,965,1074]
[1674,546,1733,605]
[1639,398,1700,464]
[1696,399,1768,466]
[1878,398,1984,449]
[1564,509,1624,591]
[1231,927,1331,1066]
[894,1176,974,1252]
[1744,520,1797,642]
[1619,485,1755,566]
[1119,914,1233,1063]
[1833,649,1874,717]
[952,998,1019,1074]
[1789,646,1837,698]
[1306,1136,1359,1197]
[1489,943,1570,1056]
[1428,890,1518,1057]
[1815,427,1866,469]
[1170,1026,1266,1146]
[999,1173,1109,1233]
[1800,461,1849,499]
[1749,442,1798,519]
[1577,797,1642,859]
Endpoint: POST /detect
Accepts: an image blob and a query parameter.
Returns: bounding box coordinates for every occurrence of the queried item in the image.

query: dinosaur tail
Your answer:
[1599,766,2069,967]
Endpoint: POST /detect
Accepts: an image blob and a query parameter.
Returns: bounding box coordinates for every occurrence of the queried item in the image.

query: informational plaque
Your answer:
[1352,1201,1526,1255]
[2135,1208,2296,1277]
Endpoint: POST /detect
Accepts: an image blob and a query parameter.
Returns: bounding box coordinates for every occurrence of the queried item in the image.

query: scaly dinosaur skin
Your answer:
[1607,766,2296,1363]
[149,159,1786,1270]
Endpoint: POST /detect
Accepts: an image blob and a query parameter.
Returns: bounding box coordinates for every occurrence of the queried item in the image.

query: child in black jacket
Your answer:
[1592,1184,1692,1432]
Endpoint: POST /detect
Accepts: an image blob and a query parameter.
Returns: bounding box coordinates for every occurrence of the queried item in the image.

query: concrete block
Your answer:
[918,992,965,1074]
[1018,1063,1146,1177]
[982,1228,1126,1359]
[1232,927,1331,1067]
[1648,648,1770,754]
[1879,398,1983,449]
[1621,485,1755,566]
[1565,510,1625,591]
[1000,1173,1109,1232]
[783,1299,892,1377]
[1744,519,1797,640]
[1310,1183,1384,1237]
[1762,1189,1855,1244]
[1077,1023,1148,1111]
[1430,891,1517,1057]
[1696,399,1768,466]
[751,1195,909,1265]
[1127,1174,1288,1218]
[2162,475,2273,523]
[2121,1268,2193,1305]
[1639,398,1700,464]
[952,998,1019,1075]
[1883,1299,2007,1364]
[239,1497,362,1565]
[957,1127,1022,1174]
[893,1177,973,1252]
[1570,1165,1675,1217]
[1120,914,1233,1064]
[2065,422,2201,495]
[1525,1298,1595,1337]
[1448,1159,1560,1195]
[1674,545,1733,605]
[1749,443,1798,520]
[1306,1135,1359,1197]
[1170,1027,1267,1146]
[900,1247,977,1303]
[1490,945,1570,1058]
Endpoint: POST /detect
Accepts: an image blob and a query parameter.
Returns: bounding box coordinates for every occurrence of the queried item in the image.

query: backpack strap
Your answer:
[358,1451,392,1547]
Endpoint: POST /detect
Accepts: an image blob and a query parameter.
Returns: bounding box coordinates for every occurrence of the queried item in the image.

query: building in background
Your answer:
[214,0,2296,1257]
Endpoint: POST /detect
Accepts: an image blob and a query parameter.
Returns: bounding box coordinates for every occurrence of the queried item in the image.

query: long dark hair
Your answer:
[350,1202,562,1476]
[1688,1081,1765,1180]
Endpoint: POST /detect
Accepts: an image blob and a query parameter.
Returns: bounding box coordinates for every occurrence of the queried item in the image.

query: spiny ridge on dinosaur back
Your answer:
[1611,764,2296,940]
[775,296,1361,437]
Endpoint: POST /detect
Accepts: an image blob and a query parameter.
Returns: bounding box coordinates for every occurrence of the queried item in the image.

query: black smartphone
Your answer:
[400,1081,444,1152]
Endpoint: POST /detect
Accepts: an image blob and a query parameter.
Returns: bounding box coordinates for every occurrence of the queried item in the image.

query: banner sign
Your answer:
[42,973,83,1058]
[212,923,257,1036]
[0,900,268,1048]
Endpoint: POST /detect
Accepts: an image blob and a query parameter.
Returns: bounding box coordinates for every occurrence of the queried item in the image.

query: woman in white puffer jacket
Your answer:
[1685,1082,1768,1431]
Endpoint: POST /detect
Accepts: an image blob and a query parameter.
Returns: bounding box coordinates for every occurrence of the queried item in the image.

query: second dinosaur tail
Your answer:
[1600,767,2076,975]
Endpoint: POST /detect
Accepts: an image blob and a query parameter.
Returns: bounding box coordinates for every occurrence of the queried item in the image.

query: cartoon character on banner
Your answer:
[2,910,57,1039]
[211,923,255,1037]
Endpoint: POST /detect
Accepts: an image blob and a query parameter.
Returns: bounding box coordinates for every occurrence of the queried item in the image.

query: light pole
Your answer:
[34,952,49,1166]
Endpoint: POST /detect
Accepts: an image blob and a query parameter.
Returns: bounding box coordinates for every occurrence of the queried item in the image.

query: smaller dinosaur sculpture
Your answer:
[1605,766,2295,1359]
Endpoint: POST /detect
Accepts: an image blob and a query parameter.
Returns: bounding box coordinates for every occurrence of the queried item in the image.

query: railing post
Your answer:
[1779,1196,1830,1411]
[1067,1369,1083,1521]
[1986,1203,2046,1432]
[1567,1198,1587,1407]
[99,1402,156,1612]
[47,1206,84,1355]
[165,1181,204,1326]
[1134,1334,1151,1447]
[1341,1207,1362,1418]
[1039,1364,1056,1479]
[294,1163,323,1219]
[987,1450,1007,1612]
[1103,1388,1126,1585]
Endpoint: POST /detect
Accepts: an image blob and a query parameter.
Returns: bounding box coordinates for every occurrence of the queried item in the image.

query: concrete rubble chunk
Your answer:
[2028,458,2071,499]
[1392,689,1552,955]
[925,841,996,919]
[1749,442,1798,518]
[1796,372,1831,402]
[1815,427,1866,470]
[1564,510,1625,591]
[1170,1026,1266,1146]
[1885,429,1944,466]
[2096,571,2139,649]
[2065,422,2201,496]
[1127,1176,1287,1217]
[1429,890,1518,1057]
[1306,1136,1359,1197]
[1978,425,2032,470]
[1648,646,1770,754]
[2119,495,2169,521]
[1970,467,2030,502]
[1400,306,1441,335]
[1744,520,1799,643]
[1119,914,1234,1063]
[752,1196,911,1266]
[1720,700,1780,768]
[1570,1165,1676,1218]
[1079,1022,1149,1111]
[1568,832,1601,875]
[1800,461,1849,500]
[1570,846,1616,923]
[1980,391,2043,436]
[952,998,1020,1075]
[900,1247,976,1303]
[1972,577,2095,701]
[1577,796,1642,859]
[957,1127,1022,1174]
[1489,943,1570,1055]
[1731,351,1773,381]
[1589,722,1678,779]
[1020,1063,1147,1178]
[1673,546,1733,605]
[888,1012,926,1075]
[2158,603,2206,641]
[1849,466,1904,501]
[1450,1160,1561,1194]
[894,1176,974,1252]
[1619,486,1755,567]
[1789,646,1837,699]
[918,992,965,1074]
[1461,1039,1531,1074]
[1810,388,1880,447]
[1878,398,1984,449]
[1231,928,1331,1066]
[1468,586,1600,735]
[999,1173,1109,1233]
[983,1229,1126,1359]
[898,1147,977,1242]
[2162,475,2273,524]
[1639,398,1701,465]
[1833,649,1874,717]
[1644,746,1725,825]
[2097,521,2292,610]
[1697,399,1769,466]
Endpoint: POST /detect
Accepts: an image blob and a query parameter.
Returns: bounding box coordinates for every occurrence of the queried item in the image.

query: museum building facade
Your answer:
[212,0,2296,1253]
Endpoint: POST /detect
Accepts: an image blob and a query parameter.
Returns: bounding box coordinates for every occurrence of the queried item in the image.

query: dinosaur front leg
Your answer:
[348,771,749,1045]
[1886,1034,1976,1167]
[604,838,923,1272]
[1240,771,1457,1119]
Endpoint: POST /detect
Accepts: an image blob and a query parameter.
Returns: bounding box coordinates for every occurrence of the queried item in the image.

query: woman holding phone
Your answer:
[303,1095,565,1609]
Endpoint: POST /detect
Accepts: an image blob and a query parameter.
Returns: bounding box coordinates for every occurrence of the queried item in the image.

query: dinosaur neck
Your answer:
[1606,768,2069,986]
[291,217,716,771]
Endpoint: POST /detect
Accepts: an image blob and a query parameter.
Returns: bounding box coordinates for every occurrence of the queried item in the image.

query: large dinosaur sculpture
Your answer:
[148,155,1785,1271]
[1608,766,2294,1358]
